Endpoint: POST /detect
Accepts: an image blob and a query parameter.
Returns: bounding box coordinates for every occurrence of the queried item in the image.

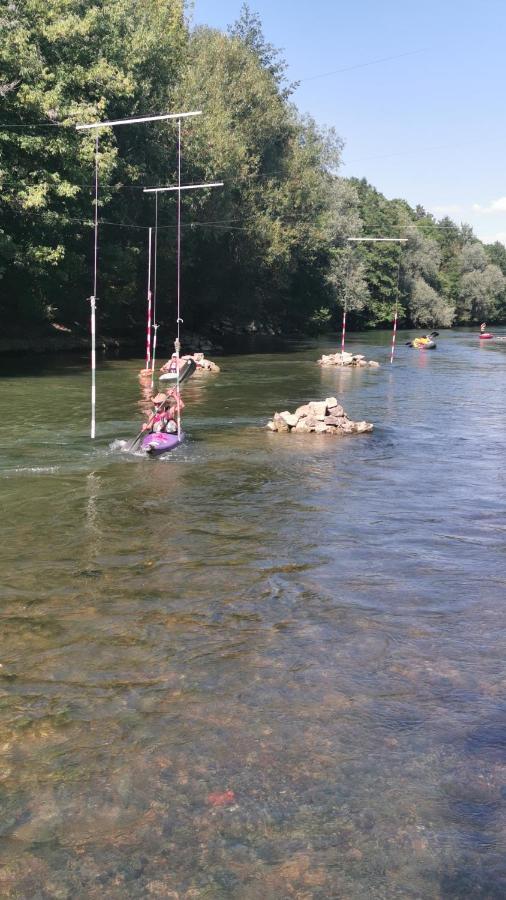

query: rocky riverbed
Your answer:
[267,397,373,435]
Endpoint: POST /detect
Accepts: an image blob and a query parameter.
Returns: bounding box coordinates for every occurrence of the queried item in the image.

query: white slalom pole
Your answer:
[90,297,96,439]
[76,111,202,130]
[90,133,99,439]
[176,118,182,440]
[145,227,152,369]
[151,194,159,382]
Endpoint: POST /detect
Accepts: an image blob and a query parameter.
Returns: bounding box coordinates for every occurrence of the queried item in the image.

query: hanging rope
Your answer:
[145,227,152,370]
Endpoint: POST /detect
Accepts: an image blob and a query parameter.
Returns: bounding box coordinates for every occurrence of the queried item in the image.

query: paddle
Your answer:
[159,357,196,383]
[129,422,151,452]
[129,406,161,451]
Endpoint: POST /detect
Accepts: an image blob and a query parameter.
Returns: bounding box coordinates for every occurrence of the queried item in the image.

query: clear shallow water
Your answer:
[0,329,505,899]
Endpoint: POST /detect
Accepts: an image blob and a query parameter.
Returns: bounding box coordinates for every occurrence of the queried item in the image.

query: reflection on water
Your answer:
[0,329,505,898]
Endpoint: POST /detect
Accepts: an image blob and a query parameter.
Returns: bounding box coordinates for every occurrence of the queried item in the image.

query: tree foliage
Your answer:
[1,1,504,341]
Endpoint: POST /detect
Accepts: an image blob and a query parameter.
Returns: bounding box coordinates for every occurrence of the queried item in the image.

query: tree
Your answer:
[0,0,187,331]
[228,3,290,90]
[458,265,505,321]
[409,277,454,327]
[403,231,441,287]
[171,26,349,332]
[459,242,488,274]
[485,240,506,275]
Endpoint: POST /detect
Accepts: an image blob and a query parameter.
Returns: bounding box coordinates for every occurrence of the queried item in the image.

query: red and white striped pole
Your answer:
[145,227,152,370]
[347,236,407,365]
[390,308,398,365]
[390,244,403,364]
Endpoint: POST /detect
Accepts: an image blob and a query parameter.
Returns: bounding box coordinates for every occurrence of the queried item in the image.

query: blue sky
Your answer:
[192,0,506,244]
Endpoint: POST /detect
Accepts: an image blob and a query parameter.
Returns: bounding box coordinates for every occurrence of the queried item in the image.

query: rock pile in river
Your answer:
[318,351,380,368]
[267,398,373,435]
[184,353,220,372]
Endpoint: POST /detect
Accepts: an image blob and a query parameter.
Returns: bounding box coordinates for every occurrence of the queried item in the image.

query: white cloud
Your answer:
[472,196,506,214]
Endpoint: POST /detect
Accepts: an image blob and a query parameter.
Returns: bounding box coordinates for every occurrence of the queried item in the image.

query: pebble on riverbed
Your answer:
[318,351,380,368]
[266,398,373,435]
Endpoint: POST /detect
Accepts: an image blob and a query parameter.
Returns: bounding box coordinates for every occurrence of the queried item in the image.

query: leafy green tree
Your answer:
[485,240,506,274]
[1,1,504,342]
[171,25,351,332]
[410,277,454,327]
[228,3,291,91]
[0,0,187,332]
[458,265,505,322]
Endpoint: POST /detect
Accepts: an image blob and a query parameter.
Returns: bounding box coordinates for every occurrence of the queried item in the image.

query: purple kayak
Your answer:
[140,431,185,456]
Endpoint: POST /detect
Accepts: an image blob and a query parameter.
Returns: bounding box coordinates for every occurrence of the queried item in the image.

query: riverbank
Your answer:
[0,317,286,356]
[0,327,217,357]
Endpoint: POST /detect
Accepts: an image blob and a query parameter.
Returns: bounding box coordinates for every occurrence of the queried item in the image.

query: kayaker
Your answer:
[142,392,168,433]
[480,322,487,334]
[160,352,180,374]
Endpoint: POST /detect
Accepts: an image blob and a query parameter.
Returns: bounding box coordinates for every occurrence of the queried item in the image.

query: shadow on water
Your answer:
[0,327,505,897]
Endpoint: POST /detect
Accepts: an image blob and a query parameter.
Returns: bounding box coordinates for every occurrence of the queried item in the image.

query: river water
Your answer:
[0,329,505,899]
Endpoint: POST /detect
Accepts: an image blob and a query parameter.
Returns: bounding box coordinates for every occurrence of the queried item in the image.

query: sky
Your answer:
[192,0,506,244]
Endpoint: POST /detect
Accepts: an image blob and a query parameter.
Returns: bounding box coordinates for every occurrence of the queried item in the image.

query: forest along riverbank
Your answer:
[0,329,505,898]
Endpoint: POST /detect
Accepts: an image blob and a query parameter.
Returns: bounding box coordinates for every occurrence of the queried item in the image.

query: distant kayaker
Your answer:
[480,322,487,334]
[160,352,180,374]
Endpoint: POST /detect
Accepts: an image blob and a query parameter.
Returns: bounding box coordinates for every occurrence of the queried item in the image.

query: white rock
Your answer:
[279,411,299,428]
[273,413,290,432]
[295,404,312,418]
[308,401,327,420]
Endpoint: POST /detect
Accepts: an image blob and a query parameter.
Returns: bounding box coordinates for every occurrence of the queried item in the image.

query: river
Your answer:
[0,329,505,898]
